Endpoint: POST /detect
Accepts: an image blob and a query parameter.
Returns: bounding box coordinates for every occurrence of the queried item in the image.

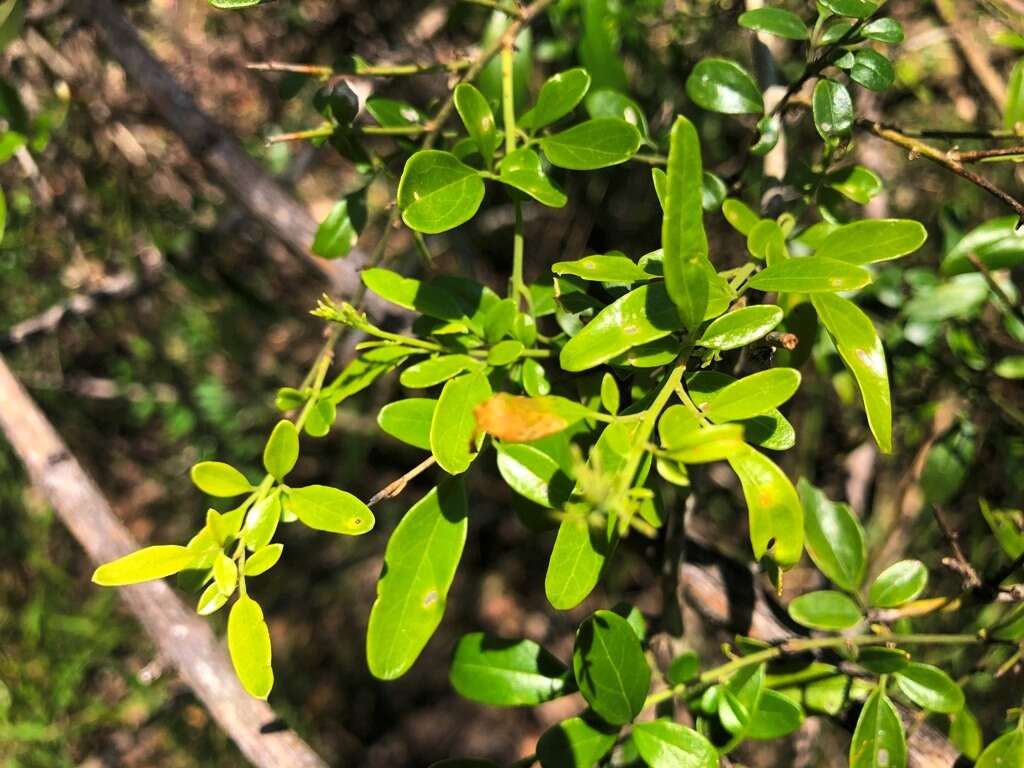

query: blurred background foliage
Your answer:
[1,0,1023,765]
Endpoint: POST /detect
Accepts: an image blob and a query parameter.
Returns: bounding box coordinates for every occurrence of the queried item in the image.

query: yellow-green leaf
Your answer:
[430,371,493,474]
[727,445,803,567]
[227,595,274,699]
[92,545,195,586]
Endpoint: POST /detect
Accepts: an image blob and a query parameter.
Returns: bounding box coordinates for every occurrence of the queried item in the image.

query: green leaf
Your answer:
[430,372,492,474]
[703,368,801,423]
[454,83,499,166]
[243,494,281,551]
[942,216,1024,275]
[311,189,367,259]
[365,97,425,128]
[397,150,485,234]
[662,115,710,330]
[600,373,620,415]
[191,461,252,497]
[665,423,746,464]
[738,7,809,40]
[976,729,1024,768]
[949,709,983,761]
[632,720,718,767]
[995,357,1024,379]
[552,253,653,283]
[820,0,878,19]
[722,198,759,235]
[686,58,763,115]
[828,165,883,204]
[577,0,627,91]
[719,663,766,737]
[520,68,591,131]
[812,293,892,453]
[545,515,608,610]
[450,633,571,706]
[263,420,299,480]
[498,147,567,207]
[816,219,927,264]
[227,595,274,699]
[304,397,335,438]
[667,652,700,685]
[573,609,651,725]
[686,371,795,450]
[197,583,229,615]
[857,647,910,674]
[1005,59,1024,130]
[366,479,468,679]
[868,559,928,608]
[213,553,238,596]
[244,543,283,576]
[799,479,866,591]
[747,690,805,739]
[210,0,265,8]
[559,283,682,372]
[727,445,803,567]
[788,590,862,630]
[285,485,374,535]
[497,443,573,508]
[92,545,195,586]
[894,663,964,713]
[400,354,483,389]
[980,499,1024,560]
[749,257,871,293]
[850,49,895,92]
[0,0,23,53]
[698,306,783,350]
[812,79,854,140]
[850,689,906,768]
[585,89,648,137]
[536,715,618,768]
[862,18,904,43]
[377,398,436,450]
[539,118,640,170]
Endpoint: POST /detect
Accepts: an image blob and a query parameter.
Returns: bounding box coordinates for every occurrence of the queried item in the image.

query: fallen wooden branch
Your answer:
[0,354,329,768]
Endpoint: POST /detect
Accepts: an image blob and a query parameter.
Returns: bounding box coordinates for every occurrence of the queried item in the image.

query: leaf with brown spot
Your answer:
[474,394,589,443]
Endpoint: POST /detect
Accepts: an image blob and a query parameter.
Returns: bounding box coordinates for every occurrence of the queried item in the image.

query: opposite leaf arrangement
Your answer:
[92,2,1024,766]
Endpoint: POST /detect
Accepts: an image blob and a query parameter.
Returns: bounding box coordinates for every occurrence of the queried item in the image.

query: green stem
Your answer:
[643,631,994,710]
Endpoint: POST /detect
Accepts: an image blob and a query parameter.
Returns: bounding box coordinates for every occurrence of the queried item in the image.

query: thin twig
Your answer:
[367,456,438,506]
[966,253,1024,328]
[930,505,982,588]
[953,145,1024,162]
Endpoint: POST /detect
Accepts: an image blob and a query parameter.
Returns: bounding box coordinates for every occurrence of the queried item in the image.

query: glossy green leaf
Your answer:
[454,83,499,166]
[520,68,591,131]
[812,293,892,453]
[311,190,367,259]
[360,268,464,319]
[496,443,572,508]
[536,715,618,768]
[191,461,252,497]
[366,478,468,679]
[868,559,928,608]
[430,372,492,474]
[263,420,299,480]
[365,97,425,127]
[788,590,862,630]
[862,18,904,43]
[812,79,853,140]
[243,494,280,551]
[686,371,795,450]
[450,632,571,706]
[703,368,801,423]
[687,58,763,114]
[228,595,274,699]
[573,609,650,725]
[286,485,374,535]
[498,147,567,207]
[559,283,682,372]
[600,373,619,415]
[738,7,809,40]
[197,583,229,615]
[1006,60,1024,130]
[244,543,283,577]
[665,423,745,464]
[92,545,195,586]
[820,0,878,19]
[850,689,906,768]
[749,257,871,293]
[976,729,1024,768]
[722,198,759,235]
[698,306,783,350]
[942,216,1024,275]
[747,689,805,739]
[817,219,927,264]
[728,445,803,567]
[719,663,766,736]
[894,663,964,713]
[850,49,895,92]
[799,479,866,591]
[632,720,718,767]
[552,253,653,283]
[585,89,648,137]
[545,515,608,610]
[828,165,883,205]
[213,552,238,596]
[397,150,485,234]
[377,398,436,450]
[401,354,482,389]
[857,647,910,674]
[662,115,710,330]
[539,117,640,170]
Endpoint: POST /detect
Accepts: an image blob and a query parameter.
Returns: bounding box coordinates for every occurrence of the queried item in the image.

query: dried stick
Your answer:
[0,355,329,768]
